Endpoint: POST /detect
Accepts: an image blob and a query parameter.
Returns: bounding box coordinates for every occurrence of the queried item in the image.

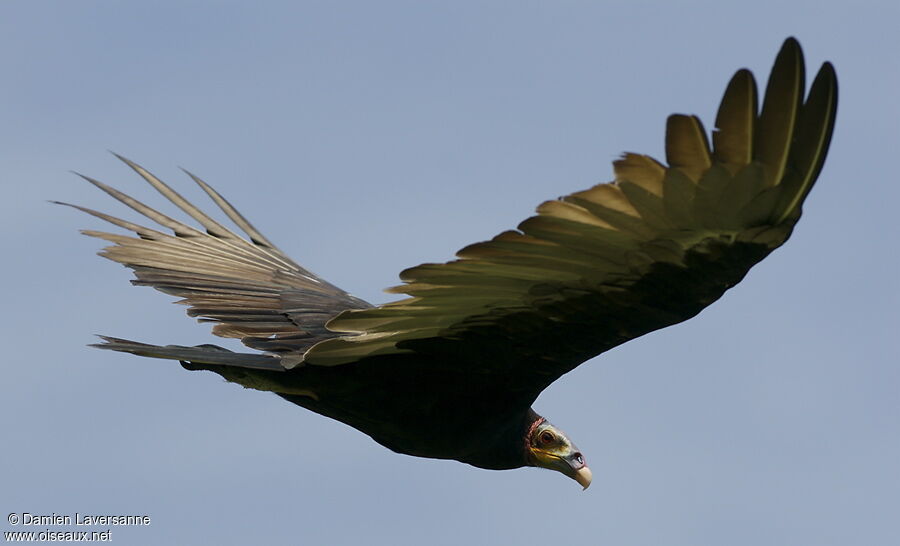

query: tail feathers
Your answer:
[91,336,286,372]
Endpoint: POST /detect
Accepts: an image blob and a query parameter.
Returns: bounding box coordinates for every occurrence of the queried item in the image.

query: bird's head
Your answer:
[525,417,592,489]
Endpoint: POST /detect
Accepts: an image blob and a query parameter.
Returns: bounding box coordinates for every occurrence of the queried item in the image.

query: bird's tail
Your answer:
[91,336,285,370]
[93,336,319,398]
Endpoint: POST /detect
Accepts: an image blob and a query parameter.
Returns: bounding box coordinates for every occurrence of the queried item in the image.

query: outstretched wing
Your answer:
[301,39,837,396]
[60,155,370,361]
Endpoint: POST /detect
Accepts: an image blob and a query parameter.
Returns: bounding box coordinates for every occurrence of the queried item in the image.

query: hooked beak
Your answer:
[530,445,593,490]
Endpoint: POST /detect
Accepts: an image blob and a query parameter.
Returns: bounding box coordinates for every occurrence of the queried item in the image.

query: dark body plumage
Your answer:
[61,39,836,486]
[184,236,768,470]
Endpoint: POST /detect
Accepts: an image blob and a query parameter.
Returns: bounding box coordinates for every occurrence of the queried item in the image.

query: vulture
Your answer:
[61,38,836,489]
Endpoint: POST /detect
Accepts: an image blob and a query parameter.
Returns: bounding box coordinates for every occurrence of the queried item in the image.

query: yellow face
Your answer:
[527,420,592,489]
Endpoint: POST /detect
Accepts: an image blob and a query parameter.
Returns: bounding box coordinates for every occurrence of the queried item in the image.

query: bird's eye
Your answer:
[574,452,584,465]
[539,431,555,445]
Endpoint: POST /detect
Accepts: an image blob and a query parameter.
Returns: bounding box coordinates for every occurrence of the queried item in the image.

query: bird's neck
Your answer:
[459,408,542,470]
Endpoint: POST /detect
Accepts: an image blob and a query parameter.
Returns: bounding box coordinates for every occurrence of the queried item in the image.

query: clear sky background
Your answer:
[2,1,898,545]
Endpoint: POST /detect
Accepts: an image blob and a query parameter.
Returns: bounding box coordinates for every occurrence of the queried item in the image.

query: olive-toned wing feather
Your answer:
[59,155,370,362]
[301,38,837,397]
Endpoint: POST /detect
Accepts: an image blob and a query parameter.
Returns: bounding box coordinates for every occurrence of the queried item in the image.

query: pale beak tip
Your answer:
[575,466,593,490]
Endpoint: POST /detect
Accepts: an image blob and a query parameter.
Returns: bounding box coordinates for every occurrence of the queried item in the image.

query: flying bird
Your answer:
[61,38,836,489]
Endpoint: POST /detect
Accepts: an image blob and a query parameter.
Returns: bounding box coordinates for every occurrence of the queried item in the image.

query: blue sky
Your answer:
[2,1,898,544]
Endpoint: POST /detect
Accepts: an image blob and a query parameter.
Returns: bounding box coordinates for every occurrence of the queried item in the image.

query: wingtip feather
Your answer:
[712,68,758,170]
[755,37,805,187]
[665,114,712,182]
